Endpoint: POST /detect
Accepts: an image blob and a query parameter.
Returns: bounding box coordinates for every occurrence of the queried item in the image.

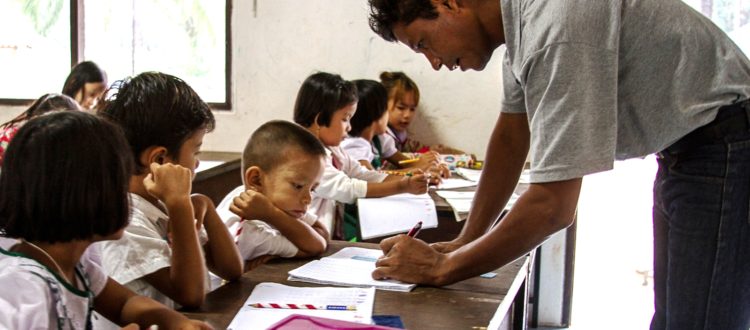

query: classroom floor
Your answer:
[534,156,659,330]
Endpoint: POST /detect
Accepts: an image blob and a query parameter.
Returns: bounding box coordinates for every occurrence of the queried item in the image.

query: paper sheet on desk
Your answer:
[433,177,477,190]
[455,168,482,182]
[227,283,375,330]
[357,193,437,239]
[435,190,521,219]
[288,247,417,292]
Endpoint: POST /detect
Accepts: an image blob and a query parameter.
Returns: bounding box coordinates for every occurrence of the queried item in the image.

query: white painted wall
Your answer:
[0,0,504,158]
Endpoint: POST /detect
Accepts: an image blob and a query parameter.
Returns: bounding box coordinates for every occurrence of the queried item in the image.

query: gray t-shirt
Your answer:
[500,0,750,182]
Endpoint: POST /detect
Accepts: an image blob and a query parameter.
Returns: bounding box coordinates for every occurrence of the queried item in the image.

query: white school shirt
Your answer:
[341,136,376,163]
[217,186,319,260]
[309,146,388,234]
[375,131,398,158]
[97,193,209,310]
[0,247,108,330]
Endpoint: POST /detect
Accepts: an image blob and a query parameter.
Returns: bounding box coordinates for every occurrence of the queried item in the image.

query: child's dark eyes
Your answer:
[291,182,304,190]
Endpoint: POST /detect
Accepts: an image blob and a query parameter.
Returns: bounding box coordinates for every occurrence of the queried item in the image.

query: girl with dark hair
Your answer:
[0,93,81,166]
[0,111,210,329]
[62,61,108,111]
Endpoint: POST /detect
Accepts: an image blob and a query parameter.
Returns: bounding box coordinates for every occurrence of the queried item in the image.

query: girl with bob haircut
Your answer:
[0,111,211,329]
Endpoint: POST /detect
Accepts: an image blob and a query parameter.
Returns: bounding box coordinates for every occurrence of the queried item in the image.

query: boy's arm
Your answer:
[192,194,243,281]
[142,163,206,308]
[230,190,327,257]
[94,278,212,329]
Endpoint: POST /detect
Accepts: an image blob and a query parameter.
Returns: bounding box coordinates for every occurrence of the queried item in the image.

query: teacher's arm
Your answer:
[374,177,581,286]
[433,112,530,253]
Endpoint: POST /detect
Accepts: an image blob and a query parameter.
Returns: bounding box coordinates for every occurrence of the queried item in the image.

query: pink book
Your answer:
[267,314,400,330]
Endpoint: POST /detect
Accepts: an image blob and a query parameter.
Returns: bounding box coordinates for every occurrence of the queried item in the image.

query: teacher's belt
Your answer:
[659,99,750,157]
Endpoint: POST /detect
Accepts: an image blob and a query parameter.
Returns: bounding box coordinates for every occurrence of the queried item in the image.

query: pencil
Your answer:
[398,158,420,165]
[381,170,413,177]
[249,303,357,311]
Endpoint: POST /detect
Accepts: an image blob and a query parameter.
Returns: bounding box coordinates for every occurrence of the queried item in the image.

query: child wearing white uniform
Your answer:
[292,72,430,240]
[0,111,209,329]
[218,120,329,266]
[96,72,242,315]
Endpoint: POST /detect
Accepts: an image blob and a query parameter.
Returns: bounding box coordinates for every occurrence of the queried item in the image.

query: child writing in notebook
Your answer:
[217,120,329,268]
[293,72,430,240]
[379,71,468,170]
[0,93,81,166]
[341,79,450,184]
[0,111,210,329]
[342,79,447,184]
[96,72,243,313]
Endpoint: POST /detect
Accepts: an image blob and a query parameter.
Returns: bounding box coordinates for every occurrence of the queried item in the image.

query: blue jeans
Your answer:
[651,103,750,330]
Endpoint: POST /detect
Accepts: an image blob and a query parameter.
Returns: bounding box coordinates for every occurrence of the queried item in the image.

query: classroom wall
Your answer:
[0,0,505,159]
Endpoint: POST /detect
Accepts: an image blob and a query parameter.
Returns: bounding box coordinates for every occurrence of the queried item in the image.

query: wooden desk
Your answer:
[193,152,242,205]
[182,241,531,330]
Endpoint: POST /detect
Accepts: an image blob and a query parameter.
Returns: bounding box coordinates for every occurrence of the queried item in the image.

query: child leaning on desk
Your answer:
[293,72,430,240]
[216,120,330,269]
[0,112,210,329]
[95,72,243,317]
[341,79,447,184]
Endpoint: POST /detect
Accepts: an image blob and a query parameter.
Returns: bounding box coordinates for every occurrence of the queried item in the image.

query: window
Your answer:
[684,0,750,55]
[0,0,71,101]
[1,0,231,108]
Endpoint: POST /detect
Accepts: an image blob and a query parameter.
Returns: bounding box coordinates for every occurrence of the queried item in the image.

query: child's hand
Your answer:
[414,151,440,171]
[229,188,276,220]
[427,163,451,183]
[191,194,214,231]
[174,320,214,329]
[403,173,429,195]
[143,163,193,205]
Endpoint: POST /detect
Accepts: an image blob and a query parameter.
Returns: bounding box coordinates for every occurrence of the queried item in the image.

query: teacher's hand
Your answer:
[373,235,449,286]
[430,236,471,253]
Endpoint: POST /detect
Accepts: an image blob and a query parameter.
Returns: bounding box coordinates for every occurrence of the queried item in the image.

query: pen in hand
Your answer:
[407,221,422,238]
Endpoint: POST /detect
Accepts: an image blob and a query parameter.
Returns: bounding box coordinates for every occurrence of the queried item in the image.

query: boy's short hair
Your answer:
[242,120,327,178]
[293,72,358,128]
[99,72,215,174]
[349,80,388,137]
[0,111,133,243]
[368,0,438,42]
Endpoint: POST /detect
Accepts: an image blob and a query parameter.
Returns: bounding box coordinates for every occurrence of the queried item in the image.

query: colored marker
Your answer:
[407,221,423,238]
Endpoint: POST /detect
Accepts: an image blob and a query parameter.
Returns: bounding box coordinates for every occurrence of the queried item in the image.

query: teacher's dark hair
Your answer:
[0,111,133,243]
[368,0,438,42]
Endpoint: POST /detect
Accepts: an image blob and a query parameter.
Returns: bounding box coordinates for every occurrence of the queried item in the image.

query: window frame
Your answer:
[0,0,232,110]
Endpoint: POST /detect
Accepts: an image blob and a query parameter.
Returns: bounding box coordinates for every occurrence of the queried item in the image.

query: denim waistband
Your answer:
[660,100,750,156]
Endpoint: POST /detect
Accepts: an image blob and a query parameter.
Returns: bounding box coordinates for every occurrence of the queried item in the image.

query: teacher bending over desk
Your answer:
[365,1,750,329]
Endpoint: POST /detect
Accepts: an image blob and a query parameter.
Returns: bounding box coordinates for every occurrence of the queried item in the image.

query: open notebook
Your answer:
[288,247,416,292]
[227,283,375,330]
[357,193,438,239]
